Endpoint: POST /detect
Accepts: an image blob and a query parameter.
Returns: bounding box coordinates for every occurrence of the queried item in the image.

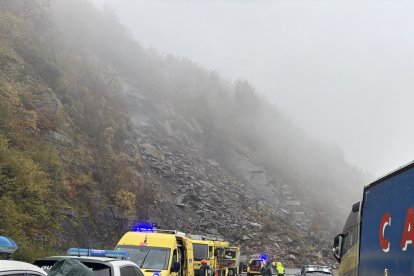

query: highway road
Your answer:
[240,269,301,276]
[284,268,300,275]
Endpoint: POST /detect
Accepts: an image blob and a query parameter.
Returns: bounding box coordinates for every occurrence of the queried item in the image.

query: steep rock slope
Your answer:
[0,0,366,267]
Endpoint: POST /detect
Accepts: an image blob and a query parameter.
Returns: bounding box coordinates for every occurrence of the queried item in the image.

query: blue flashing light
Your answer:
[67,248,91,256]
[90,249,106,257]
[132,221,157,232]
[67,248,129,259]
[260,254,268,262]
[0,236,18,254]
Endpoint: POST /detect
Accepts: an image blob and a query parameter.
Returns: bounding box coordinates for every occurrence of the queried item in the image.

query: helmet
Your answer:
[201,259,208,265]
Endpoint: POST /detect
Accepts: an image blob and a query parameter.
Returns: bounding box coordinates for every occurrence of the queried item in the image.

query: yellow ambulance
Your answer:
[116,225,194,276]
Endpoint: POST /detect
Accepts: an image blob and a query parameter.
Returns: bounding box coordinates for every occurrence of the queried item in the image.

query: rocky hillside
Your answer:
[0,0,366,267]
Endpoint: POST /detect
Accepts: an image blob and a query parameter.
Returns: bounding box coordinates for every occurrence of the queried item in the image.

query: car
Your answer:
[33,248,144,276]
[0,260,47,276]
[299,265,332,276]
[0,235,47,276]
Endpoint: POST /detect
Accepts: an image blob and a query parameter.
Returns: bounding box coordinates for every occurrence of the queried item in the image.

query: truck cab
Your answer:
[190,239,210,276]
[333,202,360,276]
[333,161,414,275]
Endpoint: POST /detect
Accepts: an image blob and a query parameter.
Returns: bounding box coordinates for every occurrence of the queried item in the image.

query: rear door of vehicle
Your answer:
[34,259,112,276]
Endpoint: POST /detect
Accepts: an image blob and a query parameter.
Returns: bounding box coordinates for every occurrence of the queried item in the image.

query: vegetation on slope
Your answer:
[0,0,364,262]
[0,0,153,261]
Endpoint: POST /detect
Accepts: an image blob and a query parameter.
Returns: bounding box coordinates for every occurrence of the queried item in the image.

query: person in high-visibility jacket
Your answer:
[276,262,284,276]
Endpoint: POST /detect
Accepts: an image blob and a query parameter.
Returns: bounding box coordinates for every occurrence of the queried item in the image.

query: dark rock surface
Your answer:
[106,80,341,267]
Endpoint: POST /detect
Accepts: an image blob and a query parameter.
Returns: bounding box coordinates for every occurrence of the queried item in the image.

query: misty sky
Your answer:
[92,0,414,177]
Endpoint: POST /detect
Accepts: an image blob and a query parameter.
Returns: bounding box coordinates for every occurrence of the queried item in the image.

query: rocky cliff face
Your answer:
[110,79,340,267]
[0,0,364,267]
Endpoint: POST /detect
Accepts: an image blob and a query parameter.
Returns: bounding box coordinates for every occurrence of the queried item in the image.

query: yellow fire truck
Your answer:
[188,235,240,276]
[189,238,210,276]
[215,245,240,276]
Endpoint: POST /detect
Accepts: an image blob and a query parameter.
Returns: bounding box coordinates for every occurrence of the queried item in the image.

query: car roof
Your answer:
[0,260,47,274]
[38,255,125,262]
[34,256,140,267]
[303,265,332,273]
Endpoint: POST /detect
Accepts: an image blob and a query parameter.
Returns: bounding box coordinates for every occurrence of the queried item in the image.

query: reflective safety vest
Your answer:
[276,264,284,275]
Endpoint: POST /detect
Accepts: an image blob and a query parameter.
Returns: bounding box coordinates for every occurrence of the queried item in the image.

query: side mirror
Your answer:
[171,262,181,273]
[333,234,344,263]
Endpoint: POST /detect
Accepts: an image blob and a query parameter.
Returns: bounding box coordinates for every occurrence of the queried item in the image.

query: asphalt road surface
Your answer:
[284,268,301,275]
[240,269,301,276]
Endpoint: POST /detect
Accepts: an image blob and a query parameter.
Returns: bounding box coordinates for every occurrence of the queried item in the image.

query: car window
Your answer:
[120,266,141,276]
[193,244,209,261]
[34,259,111,276]
[249,260,261,270]
[133,267,144,276]
[341,230,354,257]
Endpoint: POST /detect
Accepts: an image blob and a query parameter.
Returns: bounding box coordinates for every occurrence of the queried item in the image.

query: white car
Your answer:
[0,260,47,276]
[299,265,333,276]
[34,256,143,276]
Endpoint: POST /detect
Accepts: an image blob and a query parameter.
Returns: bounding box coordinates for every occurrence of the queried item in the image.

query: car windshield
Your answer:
[249,260,262,271]
[117,245,170,270]
[223,250,236,259]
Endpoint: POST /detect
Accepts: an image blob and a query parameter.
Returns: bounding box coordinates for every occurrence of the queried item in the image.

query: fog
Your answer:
[92,0,414,177]
[0,0,372,253]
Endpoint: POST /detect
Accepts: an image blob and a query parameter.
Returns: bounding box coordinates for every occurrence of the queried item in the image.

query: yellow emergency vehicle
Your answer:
[189,236,240,276]
[188,237,210,276]
[215,246,240,276]
[193,236,240,276]
[246,258,263,276]
[116,224,194,276]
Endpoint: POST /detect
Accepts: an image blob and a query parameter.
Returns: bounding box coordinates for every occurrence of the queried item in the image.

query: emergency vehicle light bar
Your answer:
[0,236,18,254]
[260,254,268,262]
[67,248,129,259]
[132,221,158,232]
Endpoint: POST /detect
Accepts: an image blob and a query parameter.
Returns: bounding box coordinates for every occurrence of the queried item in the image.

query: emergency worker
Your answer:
[200,259,211,276]
[271,262,276,274]
[276,262,284,276]
[260,261,272,276]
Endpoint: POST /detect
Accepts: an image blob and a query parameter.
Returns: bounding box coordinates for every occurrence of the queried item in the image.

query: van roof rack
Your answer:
[156,229,186,236]
[187,234,224,241]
